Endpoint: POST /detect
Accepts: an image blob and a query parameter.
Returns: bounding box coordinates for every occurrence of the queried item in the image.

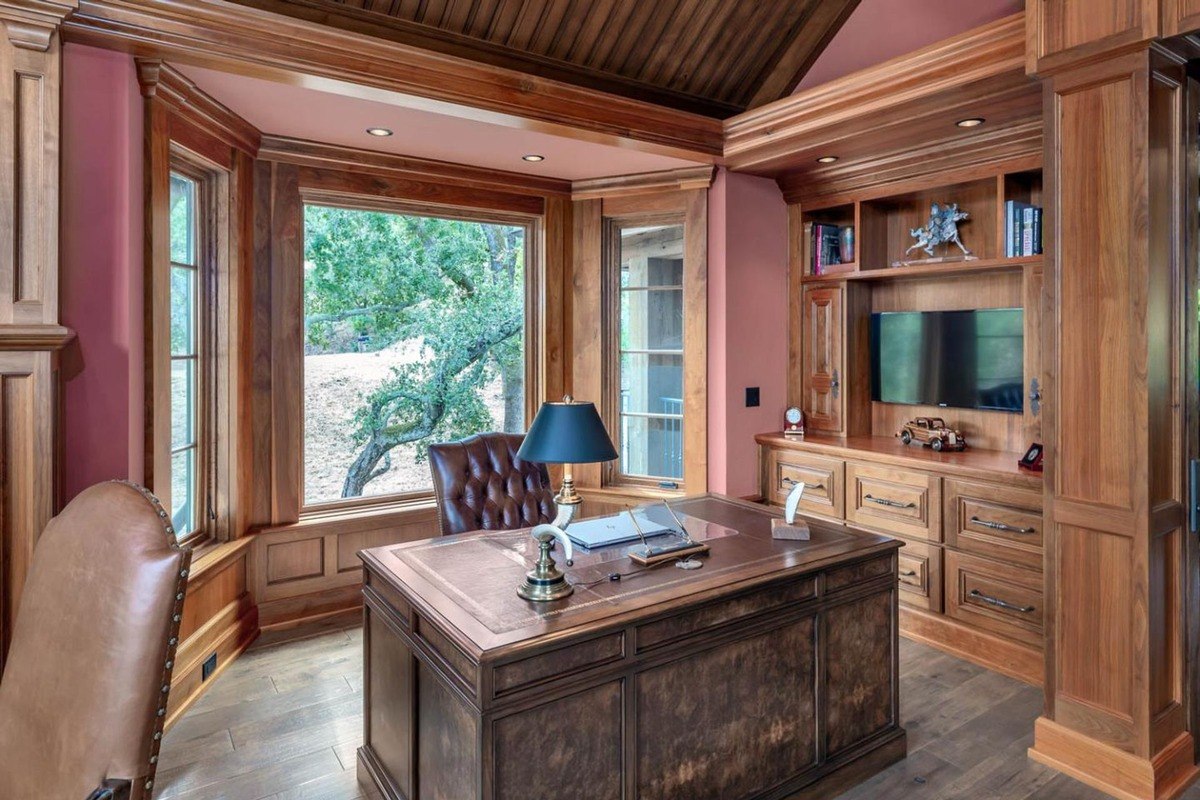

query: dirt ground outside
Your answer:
[303,339,507,504]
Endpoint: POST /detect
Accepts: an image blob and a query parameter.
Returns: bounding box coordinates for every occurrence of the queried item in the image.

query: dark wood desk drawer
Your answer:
[896,539,942,613]
[944,550,1043,648]
[847,463,940,541]
[765,448,844,520]
[944,479,1043,570]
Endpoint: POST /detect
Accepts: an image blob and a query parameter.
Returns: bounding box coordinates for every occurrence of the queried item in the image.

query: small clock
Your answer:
[784,406,805,438]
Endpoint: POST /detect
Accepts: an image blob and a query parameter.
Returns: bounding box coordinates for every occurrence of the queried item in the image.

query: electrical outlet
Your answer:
[745,387,760,407]
[202,653,218,681]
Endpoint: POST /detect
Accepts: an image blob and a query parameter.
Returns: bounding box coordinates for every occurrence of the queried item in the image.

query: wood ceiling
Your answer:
[224,0,862,117]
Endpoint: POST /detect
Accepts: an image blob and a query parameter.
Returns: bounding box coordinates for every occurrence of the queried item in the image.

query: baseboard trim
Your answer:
[899,605,1042,686]
[1029,717,1200,800]
[166,599,259,729]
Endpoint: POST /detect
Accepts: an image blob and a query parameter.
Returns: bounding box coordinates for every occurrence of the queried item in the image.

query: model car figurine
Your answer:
[896,417,967,452]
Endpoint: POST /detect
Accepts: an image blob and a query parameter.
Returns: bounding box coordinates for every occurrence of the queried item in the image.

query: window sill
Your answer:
[187,535,255,582]
[257,495,440,536]
[583,485,687,503]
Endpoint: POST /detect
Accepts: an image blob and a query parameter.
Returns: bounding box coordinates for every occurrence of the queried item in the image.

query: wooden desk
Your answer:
[356,494,906,800]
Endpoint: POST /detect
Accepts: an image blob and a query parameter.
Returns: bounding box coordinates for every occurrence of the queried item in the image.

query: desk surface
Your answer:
[360,494,899,657]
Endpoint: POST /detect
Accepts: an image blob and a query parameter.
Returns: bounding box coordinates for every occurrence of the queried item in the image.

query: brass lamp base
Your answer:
[517,571,574,601]
[517,523,575,602]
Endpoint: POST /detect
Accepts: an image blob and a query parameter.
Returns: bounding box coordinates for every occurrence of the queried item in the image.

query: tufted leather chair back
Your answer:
[0,481,190,800]
[428,432,557,536]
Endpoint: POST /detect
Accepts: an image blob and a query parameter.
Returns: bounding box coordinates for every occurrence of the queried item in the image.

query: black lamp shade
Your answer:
[517,400,618,464]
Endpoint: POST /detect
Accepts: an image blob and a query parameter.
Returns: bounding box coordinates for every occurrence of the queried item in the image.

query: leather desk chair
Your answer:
[0,482,191,800]
[429,432,557,536]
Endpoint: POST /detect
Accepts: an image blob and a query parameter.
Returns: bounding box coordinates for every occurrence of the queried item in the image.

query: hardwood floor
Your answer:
[155,620,1200,800]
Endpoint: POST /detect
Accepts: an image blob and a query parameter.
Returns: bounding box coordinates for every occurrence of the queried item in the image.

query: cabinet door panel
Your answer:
[803,285,844,433]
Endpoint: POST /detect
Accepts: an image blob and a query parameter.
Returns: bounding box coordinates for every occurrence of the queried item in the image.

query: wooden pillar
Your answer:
[1027,3,1199,797]
[0,0,76,662]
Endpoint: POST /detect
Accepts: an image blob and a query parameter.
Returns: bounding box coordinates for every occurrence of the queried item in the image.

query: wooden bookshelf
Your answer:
[800,254,1042,284]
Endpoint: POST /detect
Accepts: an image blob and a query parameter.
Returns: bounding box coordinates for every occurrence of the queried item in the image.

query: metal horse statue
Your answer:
[905,202,971,258]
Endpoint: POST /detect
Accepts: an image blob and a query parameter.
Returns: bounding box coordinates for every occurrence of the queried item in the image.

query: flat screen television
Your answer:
[869,308,1024,413]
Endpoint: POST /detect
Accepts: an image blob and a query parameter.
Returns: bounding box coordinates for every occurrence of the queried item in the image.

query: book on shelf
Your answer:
[809,222,842,275]
[1004,200,1043,257]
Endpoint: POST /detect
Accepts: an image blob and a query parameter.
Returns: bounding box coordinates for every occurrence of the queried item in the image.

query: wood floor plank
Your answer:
[169,674,355,746]
[164,748,344,800]
[153,619,1200,800]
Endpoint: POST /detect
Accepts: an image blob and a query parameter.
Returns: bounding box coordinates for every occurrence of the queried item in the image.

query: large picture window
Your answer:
[301,204,530,506]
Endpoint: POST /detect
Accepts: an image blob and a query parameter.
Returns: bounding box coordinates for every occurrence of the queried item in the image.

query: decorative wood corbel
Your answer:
[0,0,76,50]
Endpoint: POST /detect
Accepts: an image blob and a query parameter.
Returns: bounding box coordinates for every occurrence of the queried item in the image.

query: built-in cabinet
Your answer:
[759,433,1043,684]
[764,163,1048,685]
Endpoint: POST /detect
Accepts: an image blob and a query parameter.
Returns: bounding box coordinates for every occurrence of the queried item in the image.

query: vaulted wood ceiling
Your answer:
[225,0,862,117]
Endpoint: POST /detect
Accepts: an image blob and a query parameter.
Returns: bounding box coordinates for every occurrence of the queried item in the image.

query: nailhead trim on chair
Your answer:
[111,481,192,800]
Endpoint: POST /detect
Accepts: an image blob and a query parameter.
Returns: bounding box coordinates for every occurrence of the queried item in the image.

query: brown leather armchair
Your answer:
[0,482,191,800]
[428,432,557,536]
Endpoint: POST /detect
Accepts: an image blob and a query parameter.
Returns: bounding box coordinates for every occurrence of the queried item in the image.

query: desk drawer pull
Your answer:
[969,589,1035,614]
[864,494,914,509]
[970,516,1035,534]
[783,477,825,491]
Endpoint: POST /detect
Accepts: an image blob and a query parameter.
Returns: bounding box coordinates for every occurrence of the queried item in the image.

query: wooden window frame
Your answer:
[296,190,545,515]
[602,212,689,491]
[597,192,707,496]
[148,144,233,546]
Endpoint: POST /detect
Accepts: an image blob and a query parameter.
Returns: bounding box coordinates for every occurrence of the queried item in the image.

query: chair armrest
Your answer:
[85,779,131,800]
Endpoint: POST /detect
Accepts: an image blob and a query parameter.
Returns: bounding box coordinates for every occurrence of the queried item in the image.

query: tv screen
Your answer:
[870,308,1024,412]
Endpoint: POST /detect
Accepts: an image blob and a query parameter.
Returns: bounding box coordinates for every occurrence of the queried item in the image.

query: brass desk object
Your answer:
[516,523,574,601]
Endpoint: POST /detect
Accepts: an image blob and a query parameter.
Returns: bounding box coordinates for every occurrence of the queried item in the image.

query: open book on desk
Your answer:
[565,507,682,550]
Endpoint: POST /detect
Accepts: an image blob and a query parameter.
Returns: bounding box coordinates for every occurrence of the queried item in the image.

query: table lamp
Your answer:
[514,396,618,601]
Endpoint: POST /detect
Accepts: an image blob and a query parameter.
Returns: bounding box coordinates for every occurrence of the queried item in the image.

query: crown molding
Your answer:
[777,119,1043,207]
[723,13,1031,173]
[62,0,723,162]
[136,59,261,155]
[257,135,572,199]
[570,166,716,201]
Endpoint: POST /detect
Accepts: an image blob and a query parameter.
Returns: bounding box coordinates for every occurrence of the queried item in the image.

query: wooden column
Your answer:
[1028,3,1199,797]
[0,0,76,662]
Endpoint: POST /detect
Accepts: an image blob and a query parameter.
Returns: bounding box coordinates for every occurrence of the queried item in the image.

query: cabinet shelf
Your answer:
[800,255,1041,284]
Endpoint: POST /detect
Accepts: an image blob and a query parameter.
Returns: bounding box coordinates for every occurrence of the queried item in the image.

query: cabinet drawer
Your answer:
[896,539,942,613]
[944,479,1044,571]
[944,550,1043,648]
[765,449,844,520]
[846,463,940,541]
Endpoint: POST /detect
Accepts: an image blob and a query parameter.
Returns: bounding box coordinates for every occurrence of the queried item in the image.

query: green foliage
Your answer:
[302,205,526,497]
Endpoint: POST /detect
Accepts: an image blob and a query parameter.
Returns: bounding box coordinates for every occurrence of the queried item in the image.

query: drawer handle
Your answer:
[969,589,1035,614]
[783,477,825,491]
[864,494,915,509]
[970,516,1036,534]
[899,569,918,576]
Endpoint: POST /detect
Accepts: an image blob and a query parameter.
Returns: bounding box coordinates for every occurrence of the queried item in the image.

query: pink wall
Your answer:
[707,170,789,498]
[60,44,144,501]
[797,0,1023,91]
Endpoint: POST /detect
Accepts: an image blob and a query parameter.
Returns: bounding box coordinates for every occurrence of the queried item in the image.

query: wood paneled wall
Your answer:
[0,0,78,666]
[1027,8,1200,795]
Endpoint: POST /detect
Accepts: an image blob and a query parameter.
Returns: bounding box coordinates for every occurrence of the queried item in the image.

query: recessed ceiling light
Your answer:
[956,118,985,128]
[522,154,545,162]
[365,127,393,137]
[816,156,838,164]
